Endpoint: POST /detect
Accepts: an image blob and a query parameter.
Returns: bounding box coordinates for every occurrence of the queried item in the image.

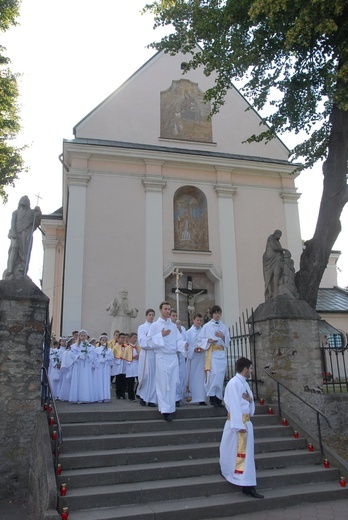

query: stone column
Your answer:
[0,279,49,500]
[280,190,302,269]
[142,162,166,308]
[62,170,90,335]
[214,182,239,323]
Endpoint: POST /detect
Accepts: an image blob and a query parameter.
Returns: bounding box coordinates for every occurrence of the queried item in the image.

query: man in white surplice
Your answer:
[137,308,157,407]
[220,357,264,499]
[185,313,207,405]
[147,302,185,422]
[197,305,230,407]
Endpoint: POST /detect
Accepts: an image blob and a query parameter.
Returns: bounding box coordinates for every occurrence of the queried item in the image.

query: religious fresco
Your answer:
[161,79,213,142]
[174,186,209,251]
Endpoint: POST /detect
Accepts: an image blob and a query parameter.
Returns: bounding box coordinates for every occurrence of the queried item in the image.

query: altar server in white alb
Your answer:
[94,334,114,402]
[220,357,264,499]
[185,313,208,405]
[137,309,157,407]
[69,330,96,403]
[198,305,230,407]
[147,301,185,422]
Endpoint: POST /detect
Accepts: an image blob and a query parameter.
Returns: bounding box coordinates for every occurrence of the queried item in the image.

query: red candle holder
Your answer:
[56,463,62,475]
[60,483,67,496]
[49,416,55,426]
[43,403,48,411]
[340,476,346,487]
[324,459,330,468]
[259,398,264,405]
[52,430,57,441]
[268,407,273,415]
[282,418,288,426]
[293,431,299,439]
[48,404,53,413]
[308,443,314,452]
[61,507,69,519]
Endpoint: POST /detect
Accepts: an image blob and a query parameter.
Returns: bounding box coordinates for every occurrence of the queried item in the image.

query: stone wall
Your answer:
[0,279,49,500]
[252,296,348,465]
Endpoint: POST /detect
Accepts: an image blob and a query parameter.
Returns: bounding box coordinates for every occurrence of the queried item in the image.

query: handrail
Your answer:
[41,366,63,470]
[264,367,331,455]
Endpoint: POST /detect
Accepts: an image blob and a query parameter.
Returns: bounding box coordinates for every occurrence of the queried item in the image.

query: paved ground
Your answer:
[1,393,346,520]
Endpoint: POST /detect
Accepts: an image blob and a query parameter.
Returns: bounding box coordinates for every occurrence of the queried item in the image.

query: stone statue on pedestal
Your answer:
[3,195,42,280]
[263,229,299,301]
[106,288,138,336]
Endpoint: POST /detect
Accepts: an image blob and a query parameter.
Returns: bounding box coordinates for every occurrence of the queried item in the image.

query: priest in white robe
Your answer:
[147,302,185,421]
[185,312,208,405]
[137,309,157,407]
[197,305,230,407]
[220,357,264,499]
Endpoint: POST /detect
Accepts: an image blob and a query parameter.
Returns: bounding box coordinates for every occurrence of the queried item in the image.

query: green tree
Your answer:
[144,0,348,308]
[0,0,26,203]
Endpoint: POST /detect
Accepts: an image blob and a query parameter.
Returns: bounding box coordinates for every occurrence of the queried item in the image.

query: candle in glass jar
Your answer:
[308,443,314,452]
[259,398,264,405]
[43,403,48,411]
[60,483,67,496]
[268,407,273,415]
[56,464,62,475]
[324,459,330,468]
[293,431,299,439]
[61,507,69,519]
[340,476,346,487]
[49,416,55,426]
[282,418,288,426]
[52,430,57,440]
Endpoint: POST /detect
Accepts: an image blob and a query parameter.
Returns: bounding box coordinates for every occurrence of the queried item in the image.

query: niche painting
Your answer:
[174,186,209,251]
[161,79,213,142]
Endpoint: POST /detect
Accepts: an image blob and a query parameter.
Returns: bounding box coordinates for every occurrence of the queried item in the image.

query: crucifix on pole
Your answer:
[172,267,183,316]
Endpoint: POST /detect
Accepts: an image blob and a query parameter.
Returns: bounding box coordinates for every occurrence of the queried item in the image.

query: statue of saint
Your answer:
[263,230,299,300]
[106,289,138,337]
[3,195,42,280]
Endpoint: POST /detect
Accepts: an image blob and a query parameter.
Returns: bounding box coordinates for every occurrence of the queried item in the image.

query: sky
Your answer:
[1,0,347,288]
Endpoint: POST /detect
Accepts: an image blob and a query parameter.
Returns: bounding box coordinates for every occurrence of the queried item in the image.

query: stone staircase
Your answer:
[56,403,348,519]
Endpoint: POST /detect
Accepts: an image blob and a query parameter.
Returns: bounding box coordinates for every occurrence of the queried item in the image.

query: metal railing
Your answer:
[320,334,348,393]
[41,366,63,471]
[227,309,260,399]
[264,367,331,455]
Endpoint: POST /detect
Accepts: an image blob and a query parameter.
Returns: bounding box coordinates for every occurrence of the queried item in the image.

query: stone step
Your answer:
[57,466,342,512]
[59,437,307,470]
[57,450,322,489]
[64,482,347,520]
[57,405,229,424]
[61,424,294,452]
[61,413,279,436]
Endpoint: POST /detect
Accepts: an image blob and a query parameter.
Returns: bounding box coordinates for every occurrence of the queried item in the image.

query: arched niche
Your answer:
[174,186,209,251]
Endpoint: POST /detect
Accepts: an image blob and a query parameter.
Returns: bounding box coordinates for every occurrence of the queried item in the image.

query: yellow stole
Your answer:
[204,344,224,372]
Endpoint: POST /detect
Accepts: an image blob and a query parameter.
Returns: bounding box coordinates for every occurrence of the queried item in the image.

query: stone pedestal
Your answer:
[253,296,325,433]
[0,279,49,500]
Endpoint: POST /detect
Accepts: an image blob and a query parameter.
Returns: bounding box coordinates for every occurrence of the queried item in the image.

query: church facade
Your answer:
[41,49,302,339]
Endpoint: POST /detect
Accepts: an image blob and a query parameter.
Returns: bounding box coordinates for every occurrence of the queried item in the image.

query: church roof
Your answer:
[316,287,348,313]
[64,137,296,168]
[42,207,63,220]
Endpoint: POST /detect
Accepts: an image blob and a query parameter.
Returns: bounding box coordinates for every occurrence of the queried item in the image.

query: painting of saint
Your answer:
[161,79,213,142]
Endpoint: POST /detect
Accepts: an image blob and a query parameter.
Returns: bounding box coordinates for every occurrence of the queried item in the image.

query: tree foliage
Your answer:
[144,0,348,308]
[0,0,26,203]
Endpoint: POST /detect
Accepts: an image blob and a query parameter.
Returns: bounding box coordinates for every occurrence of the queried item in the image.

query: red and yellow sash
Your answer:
[228,413,251,474]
